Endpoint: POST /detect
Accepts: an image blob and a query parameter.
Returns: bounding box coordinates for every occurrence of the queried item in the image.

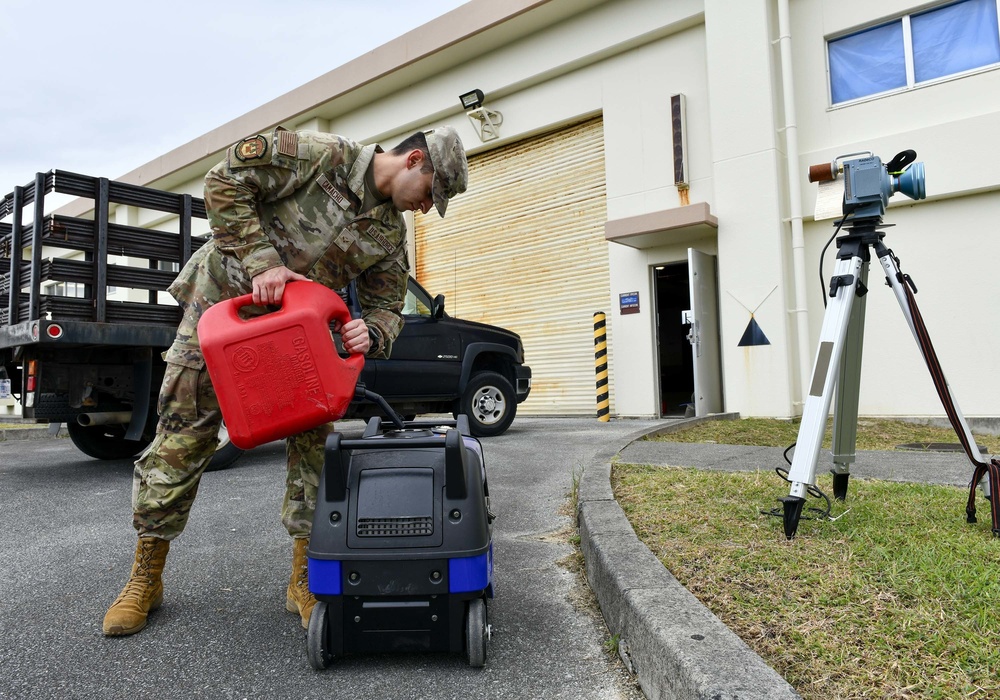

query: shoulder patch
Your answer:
[235,135,267,162]
[275,130,298,158]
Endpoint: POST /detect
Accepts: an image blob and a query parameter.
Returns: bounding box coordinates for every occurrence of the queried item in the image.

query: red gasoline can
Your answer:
[199,281,364,449]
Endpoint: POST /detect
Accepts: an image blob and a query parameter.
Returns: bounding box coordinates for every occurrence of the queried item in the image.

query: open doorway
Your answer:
[654,262,694,417]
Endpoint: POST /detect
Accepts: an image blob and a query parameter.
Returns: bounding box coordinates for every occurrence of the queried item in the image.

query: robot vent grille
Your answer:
[357,516,434,537]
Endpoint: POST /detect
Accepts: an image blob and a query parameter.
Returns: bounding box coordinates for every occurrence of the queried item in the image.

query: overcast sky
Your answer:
[0,0,469,200]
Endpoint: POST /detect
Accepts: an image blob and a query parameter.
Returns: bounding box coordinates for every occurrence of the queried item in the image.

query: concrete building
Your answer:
[62,0,1000,426]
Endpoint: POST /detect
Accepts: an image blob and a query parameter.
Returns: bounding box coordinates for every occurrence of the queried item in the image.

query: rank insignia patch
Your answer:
[235,135,267,161]
[334,229,356,252]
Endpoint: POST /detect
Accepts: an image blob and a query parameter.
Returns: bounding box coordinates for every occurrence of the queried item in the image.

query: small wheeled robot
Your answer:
[305,388,494,669]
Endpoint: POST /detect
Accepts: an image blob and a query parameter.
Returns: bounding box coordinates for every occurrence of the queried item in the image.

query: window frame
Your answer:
[826,0,1000,107]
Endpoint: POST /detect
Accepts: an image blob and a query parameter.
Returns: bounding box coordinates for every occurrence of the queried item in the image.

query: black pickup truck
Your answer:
[343,276,531,436]
[0,170,530,469]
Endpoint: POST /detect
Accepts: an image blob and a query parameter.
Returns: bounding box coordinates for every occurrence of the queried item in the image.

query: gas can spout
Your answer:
[354,383,406,430]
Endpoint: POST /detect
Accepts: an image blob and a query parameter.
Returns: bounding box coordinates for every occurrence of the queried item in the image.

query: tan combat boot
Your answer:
[103,537,170,636]
[285,537,317,628]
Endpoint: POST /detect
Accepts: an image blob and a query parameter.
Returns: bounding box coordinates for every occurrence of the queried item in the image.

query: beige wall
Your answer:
[97,0,999,422]
[789,0,1000,421]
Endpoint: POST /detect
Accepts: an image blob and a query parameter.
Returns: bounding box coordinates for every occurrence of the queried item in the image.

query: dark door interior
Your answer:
[655,262,694,417]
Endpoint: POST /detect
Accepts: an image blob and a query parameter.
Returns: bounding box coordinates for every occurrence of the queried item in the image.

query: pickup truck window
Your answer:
[403,283,432,317]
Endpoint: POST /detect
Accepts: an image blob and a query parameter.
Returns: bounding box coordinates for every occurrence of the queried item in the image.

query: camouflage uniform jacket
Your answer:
[166,129,408,367]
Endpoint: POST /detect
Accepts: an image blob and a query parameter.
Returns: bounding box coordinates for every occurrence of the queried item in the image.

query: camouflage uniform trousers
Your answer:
[132,358,332,540]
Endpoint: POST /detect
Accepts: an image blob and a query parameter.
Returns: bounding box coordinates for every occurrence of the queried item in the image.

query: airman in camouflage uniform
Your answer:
[103,126,468,637]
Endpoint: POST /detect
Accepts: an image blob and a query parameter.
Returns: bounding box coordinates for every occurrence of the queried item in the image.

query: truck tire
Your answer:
[460,371,516,437]
[67,419,244,469]
[204,423,244,472]
[66,422,150,461]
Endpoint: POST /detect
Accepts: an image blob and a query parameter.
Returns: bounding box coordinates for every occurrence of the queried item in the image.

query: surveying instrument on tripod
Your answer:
[775,150,1000,540]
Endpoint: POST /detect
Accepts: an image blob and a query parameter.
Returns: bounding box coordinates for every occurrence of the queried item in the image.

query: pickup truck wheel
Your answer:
[66,422,151,460]
[461,371,516,437]
[204,422,244,472]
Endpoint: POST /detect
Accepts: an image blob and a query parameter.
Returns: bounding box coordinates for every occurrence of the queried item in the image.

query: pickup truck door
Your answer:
[368,279,461,398]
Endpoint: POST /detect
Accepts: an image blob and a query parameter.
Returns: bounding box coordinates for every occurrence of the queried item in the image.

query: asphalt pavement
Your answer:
[1,417,981,700]
[0,417,661,700]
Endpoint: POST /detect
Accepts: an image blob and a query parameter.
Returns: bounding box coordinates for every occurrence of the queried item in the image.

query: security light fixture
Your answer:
[459,89,485,110]
[460,88,503,143]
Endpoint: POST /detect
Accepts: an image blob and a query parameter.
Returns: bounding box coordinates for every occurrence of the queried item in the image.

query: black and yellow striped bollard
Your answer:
[594,312,609,422]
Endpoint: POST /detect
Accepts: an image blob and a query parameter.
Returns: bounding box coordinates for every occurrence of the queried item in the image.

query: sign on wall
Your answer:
[619,291,640,315]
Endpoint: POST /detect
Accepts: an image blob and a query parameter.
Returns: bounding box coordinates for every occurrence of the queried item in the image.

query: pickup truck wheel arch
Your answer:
[459,343,517,394]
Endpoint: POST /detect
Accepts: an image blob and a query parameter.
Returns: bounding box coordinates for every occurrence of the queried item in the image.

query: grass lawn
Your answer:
[614,418,1000,699]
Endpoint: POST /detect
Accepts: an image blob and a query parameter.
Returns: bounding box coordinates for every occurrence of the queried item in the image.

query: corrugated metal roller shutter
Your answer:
[414,117,612,415]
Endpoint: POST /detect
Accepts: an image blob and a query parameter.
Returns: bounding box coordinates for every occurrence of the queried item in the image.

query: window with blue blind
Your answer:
[828,0,1000,105]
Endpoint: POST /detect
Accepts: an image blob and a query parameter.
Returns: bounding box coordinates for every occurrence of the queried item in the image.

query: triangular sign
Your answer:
[738,316,770,346]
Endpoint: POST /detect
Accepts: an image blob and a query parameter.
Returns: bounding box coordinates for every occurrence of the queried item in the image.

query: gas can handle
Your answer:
[223,281,351,324]
[225,293,266,319]
[221,282,365,366]
[330,299,367,370]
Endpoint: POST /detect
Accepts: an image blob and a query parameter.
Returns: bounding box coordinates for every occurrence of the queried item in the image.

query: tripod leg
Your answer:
[875,241,990,512]
[779,496,806,540]
[875,243,988,466]
[784,253,866,538]
[831,262,869,501]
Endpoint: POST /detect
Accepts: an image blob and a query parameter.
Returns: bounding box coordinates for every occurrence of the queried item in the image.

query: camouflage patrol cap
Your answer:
[424,126,468,217]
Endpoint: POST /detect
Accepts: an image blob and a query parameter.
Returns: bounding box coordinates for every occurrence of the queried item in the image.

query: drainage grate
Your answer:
[357,516,434,537]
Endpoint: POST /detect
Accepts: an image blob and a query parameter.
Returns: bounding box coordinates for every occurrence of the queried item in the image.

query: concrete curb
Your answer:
[577,416,802,700]
[0,424,64,442]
